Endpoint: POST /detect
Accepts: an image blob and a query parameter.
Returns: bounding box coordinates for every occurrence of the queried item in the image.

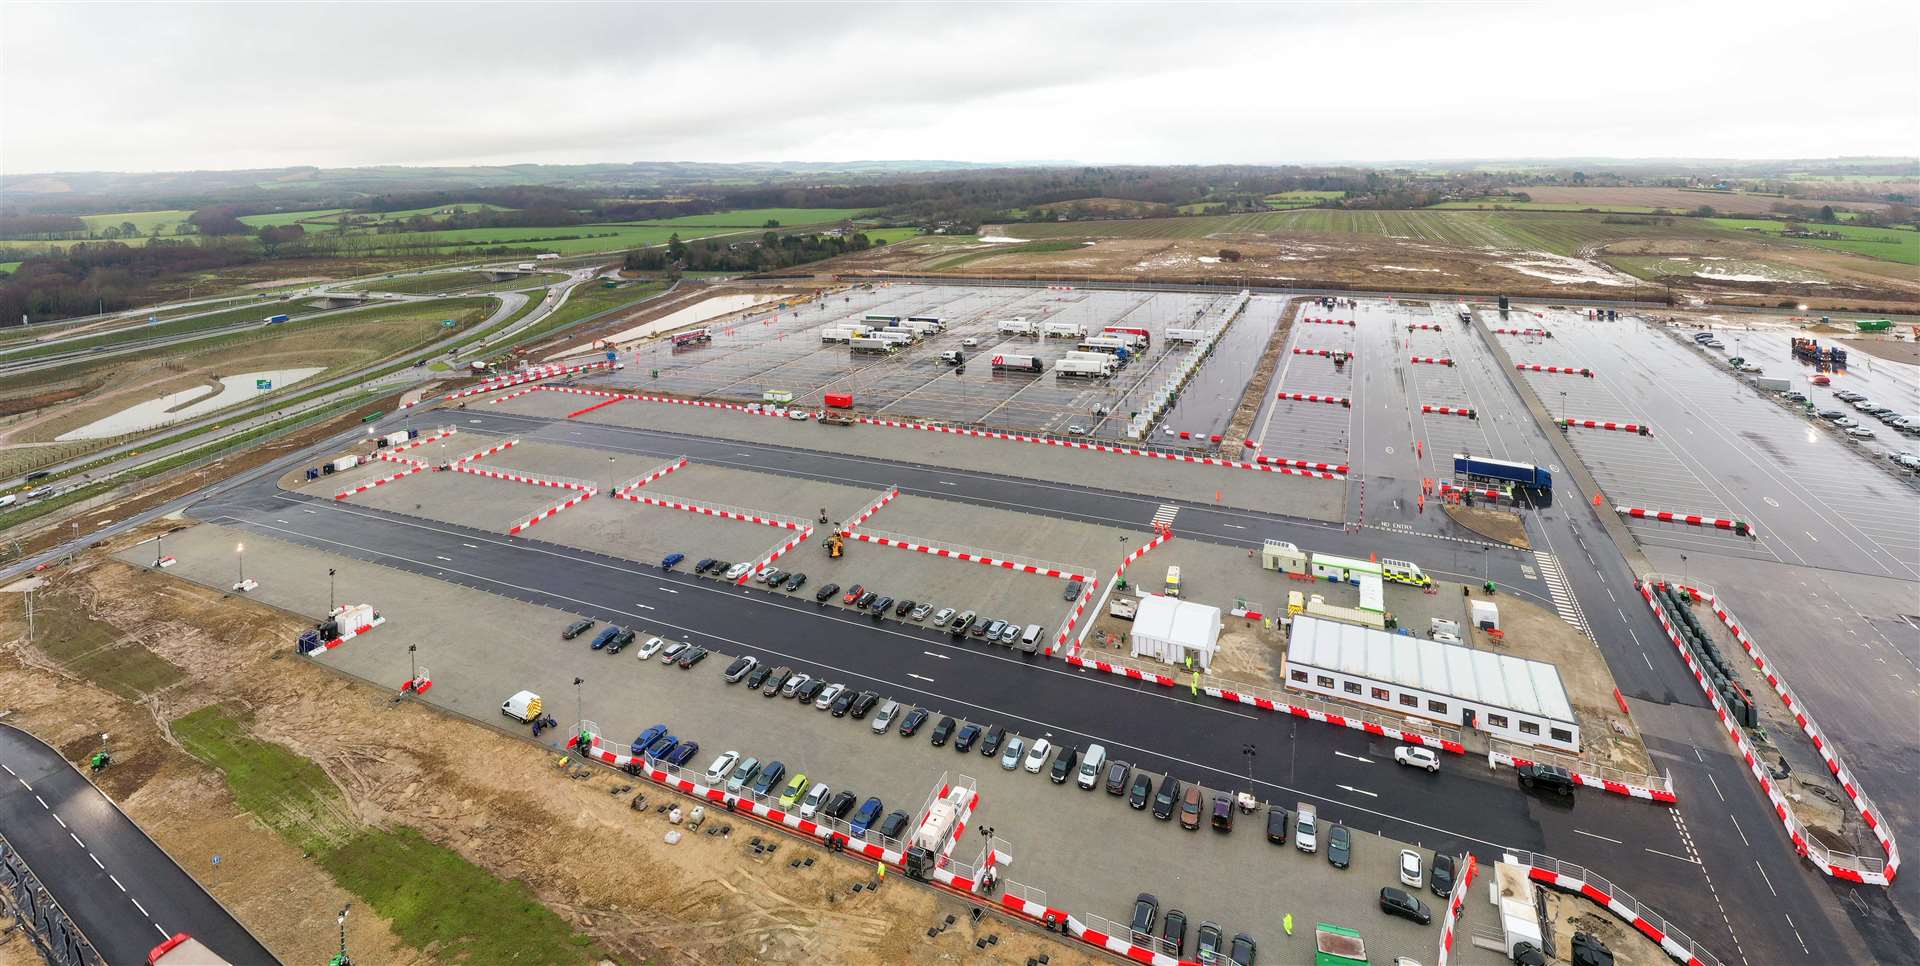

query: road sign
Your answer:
[255,380,272,390]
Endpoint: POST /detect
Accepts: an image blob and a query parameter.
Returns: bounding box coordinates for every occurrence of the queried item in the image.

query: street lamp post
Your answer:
[329,568,337,612]
[235,542,246,585]
[408,644,418,683]
[154,534,163,567]
[1242,743,1256,795]
[573,676,584,729]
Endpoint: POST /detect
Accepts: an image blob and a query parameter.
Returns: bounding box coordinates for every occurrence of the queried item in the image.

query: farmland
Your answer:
[1707,218,1920,265]
[1516,186,1889,215]
[1264,189,1344,208]
[620,206,873,228]
[79,209,196,235]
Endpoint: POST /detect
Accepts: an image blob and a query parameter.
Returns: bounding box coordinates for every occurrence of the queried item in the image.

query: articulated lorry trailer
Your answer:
[1454,454,1551,491]
[1054,356,1113,378]
[991,353,1044,373]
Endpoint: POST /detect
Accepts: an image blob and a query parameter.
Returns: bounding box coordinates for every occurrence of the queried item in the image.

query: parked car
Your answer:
[644,734,678,760]
[762,666,793,696]
[1179,785,1205,829]
[1393,745,1439,772]
[724,562,752,580]
[931,607,955,627]
[1430,853,1458,898]
[898,707,929,736]
[814,682,845,709]
[1379,887,1432,925]
[1000,736,1027,770]
[1847,427,1876,439]
[799,782,832,819]
[630,724,668,757]
[954,723,982,752]
[745,665,772,690]
[635,637,666,659]
[949,611,976,637]
[795,678,827,703]
[895,598,917,618]
[1048,746,1079,783]
[1210,794,1234,831]
[765,571,789,589]
[877,810,912,840]
[562,619,595,640]
[590,626,620,650]
[661,552,684,571]
[1064,579,1084,601]
[1399,849,1424,888]
[1129,893,1158,940]
[870,700,900,733]
[704,751,740,784]
[723,656,758,683]
[1104,760,1131,795]
[1229,932,1256,966]
[824,790,858,820]
[1161,909,1188,957]
[1129,772,1154,809]
[677,647,708,669]
[998,623,1020,646]
[1153,775,1182,820]
[693,558,717,575]
[815,583,841,604]
[750,761,786,798]
[854,591,878,609]
[1819,409,1847,420]
[842,585,865,605]
[850,797,884,836]
[1265,807,1289,844]
[868,595,894,618]
[830,689,858,716]
[660,640,689,663]
[1196,921,1224,964]
[784,573,807,592]
[910,603,933,621]
[665,741,700,767]
[778,773,810,808]
[1023,738,1053,773]
[1327,823,1351,869]
[849,691,881,719]
[980,725,1007,757]
[930,716,956,746]
[1517,762,1576,796]
[604,629,635,654]
[781,673,812,699]
[979,618,1004,640]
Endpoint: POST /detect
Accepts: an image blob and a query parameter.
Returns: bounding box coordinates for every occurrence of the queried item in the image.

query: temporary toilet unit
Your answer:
[1129,595,1222,670]
[1471,600,1501,631]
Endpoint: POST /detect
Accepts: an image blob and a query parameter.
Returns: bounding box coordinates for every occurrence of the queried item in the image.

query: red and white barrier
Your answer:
[450,438,518,465]
[1433,854,1479,966]
[1675,582,1900,885]
[1410,356,1454,366]
[611,457,689,497]
[453,464,593,490]
[626,494,808,529]
[852,418,1345,480]
[1275,392,1350,407]
[567,397,627,418]
[738,526,814,585]
[1514,859,1714,966]
[1051,573,1097,656]
[508,489,595,535]
[1616,506,1749,536]
[406,360,621,408]
[304,605,385,654]
[1408,323,1442,332]
[843,487,900,531]
[1515,364,1592,376]
[1563,418,1649,436]
[1421,405,1476,419]
[1438,482,1503,501]
[1489,748,1676,803]
[399,669,433,695]
[1305,317,1355,326]
[846,532,1091,582]
[1292,347,1340,357]
[1255,456,1349,473]
[155,556,176,568]
[335,463,427,500]
[1492,328,1552,337]
[387,427,458,454]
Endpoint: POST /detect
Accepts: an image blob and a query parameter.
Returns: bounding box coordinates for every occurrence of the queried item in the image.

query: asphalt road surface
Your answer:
[0,725,276,965]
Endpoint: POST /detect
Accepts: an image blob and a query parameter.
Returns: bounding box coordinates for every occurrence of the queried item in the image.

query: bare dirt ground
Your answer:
[1543,889,1667,966]
[0,528,1082,966]
[1522,186,1891,215]
[1443,504,1532,549]
[1475,586,1651,777]
[538,280,835,361]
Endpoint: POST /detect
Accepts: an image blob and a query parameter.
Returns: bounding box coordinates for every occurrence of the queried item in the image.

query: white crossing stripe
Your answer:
[1151,504,1180,527]
[1532,550,1592,638]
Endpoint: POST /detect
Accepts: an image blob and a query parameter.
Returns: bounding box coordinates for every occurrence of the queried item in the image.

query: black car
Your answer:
[1327,823,1351,869]
[1430,853,1458,898]
[815,583,840,604]
[1105,760,1131,795]
[894,598,916,618]
[970,618,994,638]
[954,723,982,752]
[1064,579,1084,602]
[849,691,881,719]
[830,689,858,717]
[898,707,929,736]
[562,619,595,640]
[665,741,700,767]
[980,725,1006,757]
[1229,932,1256,966]
[677,647,708,669]
[1128,772,1153,809]
[869,596,894,619]
[1128,892,1158,939]
[745,666,773,690]
[1379,887,1431,925]
[1265,807,1289,844]
[795,678,827,703]
[1161,909,1188,957]
[605,628,635,654]
[1049,746,1079,784]
[877,810,912,840]
[930,716,957,747]
[750,761,786,797]
[1196,922,1224,964]
[854,591,877,609]
[1518,763,1576,796]
[765,571,789,589]
[1152,775,1181,820]
[693,558,717,575]
[824,790,858,819]
[784,573,806,592]
[590,626,620,650]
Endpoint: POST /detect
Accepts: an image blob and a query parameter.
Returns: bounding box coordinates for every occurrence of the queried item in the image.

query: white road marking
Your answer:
[90,853,103,869]
[922,651,949,660]
[1644,847,1698,864]
[1333,751,1372,764]
[1756,860,1777,896]
[131,897,150,916]
[0,763,11,776]
[32,793,45,806]
[1729,814,1748,845]
[1707,772,1724,802]
[52,813,66,828]
[302,508,316,513]
[635,603,654,610]
[1574,829,1623,844]
[276,519,289,524]
[1336,784,1377,798]
[1642,652,1655,671]
[463,543,479,549]
[1221,523,1245,530]
[909,673,936,683]
[938,481,956,486]
[155,923,170,938]
[69,832,84,849]
[436,555,452,561]
[111,874,126,892]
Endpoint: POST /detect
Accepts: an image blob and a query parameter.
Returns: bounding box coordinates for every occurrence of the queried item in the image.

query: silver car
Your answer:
[870,700,900,734]
[931,607,955,627]
[813,683,845,710]
[781,673,812,698]
[910,603,934,621]
[724,562,753,580]
[1000,736,1026,770]
[725,756,761,794]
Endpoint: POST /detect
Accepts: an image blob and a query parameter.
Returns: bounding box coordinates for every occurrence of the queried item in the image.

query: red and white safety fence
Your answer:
[1505,851,1725,966]
[1304,317,1355,326]
[1291,347,1341,357]
[386,427,459,454]
[847,528,1091,582]
[407,360,620,408]
[625,493,808,530]
[486,386,542,405]
[1515,364,1592,377]
[301,605,385,655]
[507,488,596,535]
[1410,356,1454,366]
[1489,745,1676,803]
[1275,392,1350,407]
[1050,573,1097,656]
[450,438,518,465]
[854,417,1345,480]
[1433,854,1480,966]
[1668,580,1899,885]
[1421,405,1476,419]
[1562,418,1650,436]
[398,668,433,696]
[453,463,595,491]
[1492,328,1553,337]
[1114,526,1173,579]
[1255,455,1348,473]
[738,525,815,586]
[1616,507,1751,537]
[611,457,689,498]
[1437,482,1503,501]
[1062,653,1465,754]
[335,463,427,500]
[1641,579,1896,886]
[843,486,900,531]
[1407,323,1442,332]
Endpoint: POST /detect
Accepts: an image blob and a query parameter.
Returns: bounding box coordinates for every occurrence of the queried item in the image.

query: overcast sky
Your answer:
[4,1,1916,174]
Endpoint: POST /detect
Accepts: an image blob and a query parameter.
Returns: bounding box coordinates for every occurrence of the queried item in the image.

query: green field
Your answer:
[1430,199,1663,214]
[994,209,1747,256]
[1708,218,1920,265]
[174,705,603,965]
[926,239,1085,269]
[364,202,515,223]
[1263,190,1343,208]
[625,207,873,228]
[519,281,668,341]
[79,209,195,235]
[1,298,331,362]
[861,227,923,243]
[0,261,18,274]
[237,207,350,228]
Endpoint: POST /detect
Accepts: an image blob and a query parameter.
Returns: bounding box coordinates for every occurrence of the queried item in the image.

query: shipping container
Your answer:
[819,325,861,343]
[1453,453,1551,490]
[382,431,410,446]
[332,456,359,472]
[824,392,854,409]
[1101,326,1150,348]
[763,390,794,403]
[863,314,902,325]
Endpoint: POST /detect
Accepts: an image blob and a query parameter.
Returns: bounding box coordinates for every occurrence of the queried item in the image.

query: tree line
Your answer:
[622,231,875,274]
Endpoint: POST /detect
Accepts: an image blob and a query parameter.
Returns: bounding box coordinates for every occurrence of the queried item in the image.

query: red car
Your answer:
[841,584,865,605]
[1811,374,1831,386]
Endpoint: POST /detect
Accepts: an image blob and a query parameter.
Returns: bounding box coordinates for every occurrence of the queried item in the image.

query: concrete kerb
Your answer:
[1654,577,1899,884]
[1503,850,1725,966]
[1638,579,1893,885]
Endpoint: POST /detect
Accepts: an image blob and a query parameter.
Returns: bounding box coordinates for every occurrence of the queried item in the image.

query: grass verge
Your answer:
[173,705,602,964]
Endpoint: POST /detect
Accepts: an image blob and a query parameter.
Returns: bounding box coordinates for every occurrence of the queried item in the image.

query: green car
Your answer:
[778,773,810,808]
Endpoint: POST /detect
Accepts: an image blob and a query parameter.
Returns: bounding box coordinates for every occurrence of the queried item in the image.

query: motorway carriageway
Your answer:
[188,417,1848,963]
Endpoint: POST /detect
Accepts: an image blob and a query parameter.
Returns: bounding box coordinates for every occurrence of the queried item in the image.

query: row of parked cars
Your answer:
[802,577,1069,656]
[561,617,712,668]
[1813,388,1918,441]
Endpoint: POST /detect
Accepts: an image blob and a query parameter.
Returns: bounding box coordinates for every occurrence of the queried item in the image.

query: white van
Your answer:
[1076,744,1108,790]
[1429,618,1460,638]
[1019,624,1043,655]
[0,494,15,509]
[500,690,542,722]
